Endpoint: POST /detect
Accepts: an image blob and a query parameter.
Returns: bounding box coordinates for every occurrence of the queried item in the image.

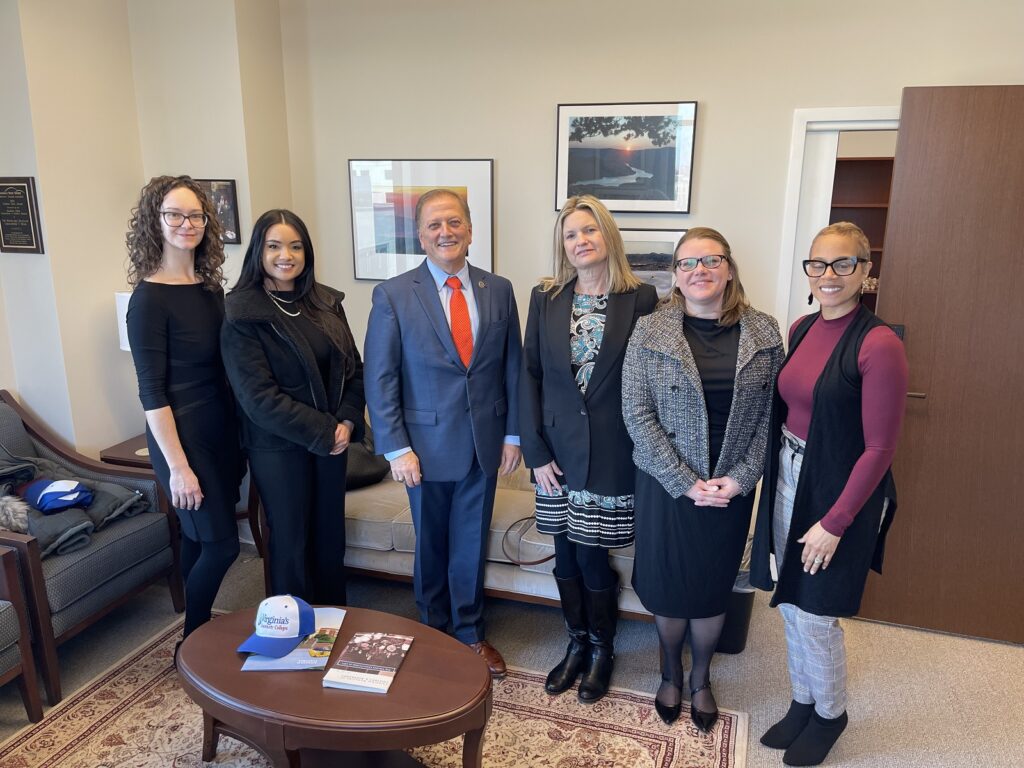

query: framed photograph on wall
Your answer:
[195,179,241,244]
[621,227,686,298]
[556,102,697,213]
[348,159,494,281]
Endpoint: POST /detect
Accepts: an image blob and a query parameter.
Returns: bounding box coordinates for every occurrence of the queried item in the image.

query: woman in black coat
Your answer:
[520,195,657,703]
[221,209,364,605]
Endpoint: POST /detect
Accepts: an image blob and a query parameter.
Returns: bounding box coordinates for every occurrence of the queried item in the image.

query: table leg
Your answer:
[462,725,485,768]
[202,712,220,761]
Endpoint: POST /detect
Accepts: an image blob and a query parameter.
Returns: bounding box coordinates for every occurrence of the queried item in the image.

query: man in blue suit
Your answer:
[364,189,522,677]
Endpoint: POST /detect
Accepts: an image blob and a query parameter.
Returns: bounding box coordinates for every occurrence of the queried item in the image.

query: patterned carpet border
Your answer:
[0,619,748,768]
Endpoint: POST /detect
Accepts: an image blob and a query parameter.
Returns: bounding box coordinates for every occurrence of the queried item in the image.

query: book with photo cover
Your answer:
[241,607,346,671]
[322,631,413,693]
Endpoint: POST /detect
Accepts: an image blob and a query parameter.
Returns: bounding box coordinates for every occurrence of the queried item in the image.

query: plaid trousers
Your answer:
[772,425,848,719]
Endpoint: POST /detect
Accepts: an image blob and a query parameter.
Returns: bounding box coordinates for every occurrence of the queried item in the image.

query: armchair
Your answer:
[0,545,42,722]
[0,390,183,704]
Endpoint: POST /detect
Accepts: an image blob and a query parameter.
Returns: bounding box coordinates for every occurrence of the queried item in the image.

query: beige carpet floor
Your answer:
[1,549,1022,767]
[0,616,747,767]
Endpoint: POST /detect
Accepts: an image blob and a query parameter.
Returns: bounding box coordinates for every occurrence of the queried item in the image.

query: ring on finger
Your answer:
[813,556,824,565]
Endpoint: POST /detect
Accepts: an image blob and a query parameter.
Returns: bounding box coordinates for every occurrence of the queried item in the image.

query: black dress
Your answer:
[127,281,241,542]
[632,316,754,618]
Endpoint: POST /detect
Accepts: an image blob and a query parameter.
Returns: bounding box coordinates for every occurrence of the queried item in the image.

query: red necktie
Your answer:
[445,276,473,367]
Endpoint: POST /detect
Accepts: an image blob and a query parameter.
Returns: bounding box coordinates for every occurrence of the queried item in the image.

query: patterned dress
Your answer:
[535,293,635,548]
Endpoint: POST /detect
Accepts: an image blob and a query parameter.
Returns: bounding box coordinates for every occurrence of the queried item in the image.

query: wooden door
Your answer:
[860,86,1024,643]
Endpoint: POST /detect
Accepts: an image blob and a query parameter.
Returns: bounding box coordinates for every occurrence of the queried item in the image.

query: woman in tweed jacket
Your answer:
[623,227,783,731]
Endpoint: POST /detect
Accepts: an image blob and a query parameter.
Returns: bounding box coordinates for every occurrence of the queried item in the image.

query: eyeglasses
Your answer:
[802,257,868,277]
[674,254,726,272]
[160,210,208,228]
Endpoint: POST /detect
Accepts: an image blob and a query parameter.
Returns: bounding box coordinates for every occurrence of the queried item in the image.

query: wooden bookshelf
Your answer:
[830,157,894,312]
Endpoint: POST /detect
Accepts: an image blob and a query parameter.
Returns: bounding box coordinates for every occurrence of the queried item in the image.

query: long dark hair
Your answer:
[126,175,226,290]
[234,209,356,363]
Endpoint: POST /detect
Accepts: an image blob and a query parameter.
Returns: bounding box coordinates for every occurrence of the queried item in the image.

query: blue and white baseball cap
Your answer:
[237,595,315,658]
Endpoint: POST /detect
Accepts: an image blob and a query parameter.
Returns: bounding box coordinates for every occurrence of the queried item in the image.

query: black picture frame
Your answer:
[0,177,44,254]
[620,227,686,298]
[195,178,241,245]
[556,102,698,213]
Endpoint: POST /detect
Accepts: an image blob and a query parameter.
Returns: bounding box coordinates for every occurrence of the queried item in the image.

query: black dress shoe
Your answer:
[654,675,682,724]
[689,681,719,733]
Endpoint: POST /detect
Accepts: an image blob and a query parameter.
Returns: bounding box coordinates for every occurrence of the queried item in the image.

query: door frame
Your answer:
[774,107,901,326]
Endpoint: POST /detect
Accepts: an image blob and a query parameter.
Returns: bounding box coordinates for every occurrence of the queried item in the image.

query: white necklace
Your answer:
[265,287,300,317]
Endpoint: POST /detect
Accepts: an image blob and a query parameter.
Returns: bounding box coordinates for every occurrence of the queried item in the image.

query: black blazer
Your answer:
[221,285,365,456]
[519,280,657,496]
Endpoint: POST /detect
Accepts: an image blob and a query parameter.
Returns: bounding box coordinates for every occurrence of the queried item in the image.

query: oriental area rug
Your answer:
[0,619,747,768]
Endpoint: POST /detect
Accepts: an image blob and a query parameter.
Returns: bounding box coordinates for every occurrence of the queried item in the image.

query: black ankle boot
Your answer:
[545,573,590,695]
[783,710,848,766]
[761,700,815,749]
[577,576,618,703]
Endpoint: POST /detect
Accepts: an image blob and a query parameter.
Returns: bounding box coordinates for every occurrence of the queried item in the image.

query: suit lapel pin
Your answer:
[478,280,486,288]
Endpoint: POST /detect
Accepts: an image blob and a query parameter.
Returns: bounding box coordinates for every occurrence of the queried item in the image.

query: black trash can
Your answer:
[715,575,755,654]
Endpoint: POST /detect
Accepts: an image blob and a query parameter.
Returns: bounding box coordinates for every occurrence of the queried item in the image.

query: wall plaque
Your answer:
[0,177,44,254]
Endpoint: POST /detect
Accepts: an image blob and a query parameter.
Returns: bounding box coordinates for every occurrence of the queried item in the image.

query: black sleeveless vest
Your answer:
[751,305,898,617]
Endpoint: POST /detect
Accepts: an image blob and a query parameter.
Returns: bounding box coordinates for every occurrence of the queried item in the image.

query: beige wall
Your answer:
[128,0,252,287]
[1,0,1023,452]
[279,0,1024,347]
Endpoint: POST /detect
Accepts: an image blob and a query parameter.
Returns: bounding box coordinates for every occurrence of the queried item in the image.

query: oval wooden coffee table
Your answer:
[177,606,492,767]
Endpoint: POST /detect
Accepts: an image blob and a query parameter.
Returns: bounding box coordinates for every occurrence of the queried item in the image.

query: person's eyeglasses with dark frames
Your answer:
[802,257,869,277]
[160,210,209,228]
[674,254,726,272]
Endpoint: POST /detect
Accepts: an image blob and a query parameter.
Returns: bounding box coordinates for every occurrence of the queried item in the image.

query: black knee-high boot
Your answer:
[545,573,590,694]
[578,575,618,703]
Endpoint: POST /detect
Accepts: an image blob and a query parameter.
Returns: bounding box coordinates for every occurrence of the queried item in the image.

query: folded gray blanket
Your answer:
[28,507,94,557]
[0,444,150,558]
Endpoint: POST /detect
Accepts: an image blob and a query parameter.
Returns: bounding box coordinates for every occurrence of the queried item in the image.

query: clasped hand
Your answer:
[685,476,741,507]
[330,421,353,455]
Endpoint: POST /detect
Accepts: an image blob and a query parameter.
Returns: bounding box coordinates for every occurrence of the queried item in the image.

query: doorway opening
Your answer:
[775,108,899,328]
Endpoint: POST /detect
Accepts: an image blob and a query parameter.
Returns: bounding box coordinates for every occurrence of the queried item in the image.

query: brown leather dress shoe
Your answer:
[470,641,507,679]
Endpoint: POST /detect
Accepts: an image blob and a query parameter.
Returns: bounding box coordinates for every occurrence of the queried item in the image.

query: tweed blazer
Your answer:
[622,303,783,499]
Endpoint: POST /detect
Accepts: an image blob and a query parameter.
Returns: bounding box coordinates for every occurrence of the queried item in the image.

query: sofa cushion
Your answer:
[345,479,409,551]
[0,600,19,656]
[520,525,638,589]
[390,486,537,564]
[40,512,170,614]
[0,403,37,459]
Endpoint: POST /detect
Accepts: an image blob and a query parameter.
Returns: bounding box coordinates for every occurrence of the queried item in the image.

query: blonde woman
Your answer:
[520,195,657,702]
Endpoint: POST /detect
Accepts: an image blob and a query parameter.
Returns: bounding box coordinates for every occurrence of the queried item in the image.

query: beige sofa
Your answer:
[342,466,652,619]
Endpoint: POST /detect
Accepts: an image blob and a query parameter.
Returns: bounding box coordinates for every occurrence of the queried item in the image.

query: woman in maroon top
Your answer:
[751,222,908,766]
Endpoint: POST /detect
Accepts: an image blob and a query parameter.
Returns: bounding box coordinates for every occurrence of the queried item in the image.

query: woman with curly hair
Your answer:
[125,175,241,642]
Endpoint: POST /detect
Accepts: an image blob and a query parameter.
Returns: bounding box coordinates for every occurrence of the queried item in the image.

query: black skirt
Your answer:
[631,468,754,618]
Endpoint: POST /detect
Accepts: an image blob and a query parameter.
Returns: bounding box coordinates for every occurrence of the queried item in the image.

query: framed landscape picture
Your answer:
[555,102,697,213]
[621,227,686,298]
[348,159,494,280]
[195,179,241,244]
